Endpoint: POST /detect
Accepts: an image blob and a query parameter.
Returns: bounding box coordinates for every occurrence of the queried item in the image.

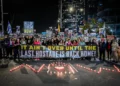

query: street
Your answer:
[0,60,120,86]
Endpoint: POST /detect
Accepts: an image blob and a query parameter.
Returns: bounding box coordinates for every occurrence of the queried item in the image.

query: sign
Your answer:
[99,28,106,37]
[107,35,115,40]
[59,32,64,39]
[24,21,34,33]
[46,30,52,38]
[20,45,97,58]
[42,32,46,36]
[64,28,69,37]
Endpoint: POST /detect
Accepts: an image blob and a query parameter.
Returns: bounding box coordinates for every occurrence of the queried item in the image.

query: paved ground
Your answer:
[0,59,120,86]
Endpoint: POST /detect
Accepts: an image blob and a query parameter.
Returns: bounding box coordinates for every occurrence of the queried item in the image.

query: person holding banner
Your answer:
[111,40,119,62]
[25,36,29,44]
[99,39,106,61]
[42,40,46,46]
[13,39,20,61]
[65,39,72,46]
[53,37,59,45]
[27,36,33,45]
[7,38,13,59]
[4,35,10,59]
[20,38,26,44]
[91,39,98,60]
[72,40,78,46]
[59,40,64,45]
[79,39,86,46]
[106,40,112,60]
[34,38,41,45]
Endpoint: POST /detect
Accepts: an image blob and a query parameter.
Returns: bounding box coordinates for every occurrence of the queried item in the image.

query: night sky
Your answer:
[3,0,58,33]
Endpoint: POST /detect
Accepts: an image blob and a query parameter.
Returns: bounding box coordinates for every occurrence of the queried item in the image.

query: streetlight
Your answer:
[69,7,74,12]
[57,20,60,23]
[80,8,84,12]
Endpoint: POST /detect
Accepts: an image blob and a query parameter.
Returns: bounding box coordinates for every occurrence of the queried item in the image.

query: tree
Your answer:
[80,18,105,34]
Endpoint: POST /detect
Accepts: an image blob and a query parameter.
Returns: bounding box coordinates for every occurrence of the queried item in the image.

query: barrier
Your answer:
[20,45,97,58]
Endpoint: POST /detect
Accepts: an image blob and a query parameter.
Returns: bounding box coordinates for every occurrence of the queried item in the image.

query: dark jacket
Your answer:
[99,42,106,51]
[4,38,10,48]
[106,42,112,51]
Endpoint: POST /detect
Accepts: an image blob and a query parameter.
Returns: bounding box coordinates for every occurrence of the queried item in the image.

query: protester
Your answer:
[34,38,41,45]
[53,37,59,45]
[79,39,86,46]
[14,39,20,61]
[7,38,13,58]
[72,40,78,46]
[111,39,119,62]
[106,39,112,60]
[99,39,106,61]
[66,39,72,46]
[1,31,120,63]
[42,40,46,46]
[21,38,26,44]
[27,36,33,45]
[59,40,64,45]
[4,35,10,59]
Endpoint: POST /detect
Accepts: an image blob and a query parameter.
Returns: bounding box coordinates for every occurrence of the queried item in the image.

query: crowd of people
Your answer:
[0,34,120,62]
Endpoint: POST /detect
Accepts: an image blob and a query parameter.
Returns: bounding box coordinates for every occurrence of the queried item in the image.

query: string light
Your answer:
[114,65,120,72]
[76,64,120,74]
[26,64,37,73]
[37,64,45,73]
[10,64,24,72]
[10,63,120,75]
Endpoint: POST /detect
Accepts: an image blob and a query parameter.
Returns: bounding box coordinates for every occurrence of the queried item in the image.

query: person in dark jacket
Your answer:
[99,39,106,61]
[14,39,20,61]
[118,39,120,46]
[91,39,98,60]
[4,35,10,59]
[7,38,13,59]
[42,40,46,46]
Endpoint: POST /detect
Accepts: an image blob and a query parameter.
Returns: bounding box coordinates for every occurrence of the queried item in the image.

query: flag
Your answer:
[103,22,105,29]
[58,24,60,32]
[7,21,12,34]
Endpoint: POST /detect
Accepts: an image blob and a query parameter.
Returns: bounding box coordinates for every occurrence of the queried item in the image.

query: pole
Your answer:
[75,9,77,29]
[60,0,62,30]
[1,0,4,35]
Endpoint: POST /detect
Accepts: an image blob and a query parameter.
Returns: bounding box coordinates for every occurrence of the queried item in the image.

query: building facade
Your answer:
[97,0,120,37]
[58,0,100,30]
[58,0,85,30]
